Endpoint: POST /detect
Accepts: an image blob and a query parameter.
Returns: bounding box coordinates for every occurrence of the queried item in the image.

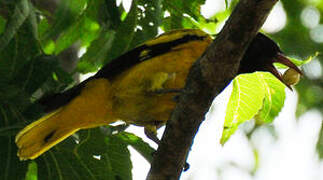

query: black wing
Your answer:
[38,34,208,112]
[94,34,206,79]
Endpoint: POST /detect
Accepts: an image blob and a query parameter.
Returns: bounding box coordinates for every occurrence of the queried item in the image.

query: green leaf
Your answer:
[0,16,7,35]
[38,18,49,39]
[77,0,139,73]
[54,16,100,55]
[221,73,266,144]
[0,125,22,137]
[54,20,84,55]
[0,0,30,52]
[77,30,116,73]
[87,0,121,28]
[54,0,105,55]
[254,73,286,124]
[118,132,155,163]
[317,123,323,159]
[163,0,205,20]
[13,55,58,96]
[79,18,100,47]
[0,18,41,79]
[162,16,198,32]
[0,19,43,111]
[25,161,38,180]
[34,128,134,180]
[104,133,133,180]
[27,2,39,42]
[221,72,288,144]
[128,0,162,48]
[225,0,229,9]
[0,107,29,180]
[103,0,139,64]
[162,0,205,29]
[42,0,88,41]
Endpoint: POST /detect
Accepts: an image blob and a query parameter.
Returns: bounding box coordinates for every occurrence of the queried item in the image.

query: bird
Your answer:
[15,29,302,160]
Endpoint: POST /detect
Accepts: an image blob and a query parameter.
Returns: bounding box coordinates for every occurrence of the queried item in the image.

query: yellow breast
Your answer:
[111,37,212,127]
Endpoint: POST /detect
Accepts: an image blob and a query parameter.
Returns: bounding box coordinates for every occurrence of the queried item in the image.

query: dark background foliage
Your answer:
[0,0,322,179]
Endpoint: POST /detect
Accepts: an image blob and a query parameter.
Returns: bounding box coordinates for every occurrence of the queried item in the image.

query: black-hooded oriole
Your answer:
[15,29,302,160]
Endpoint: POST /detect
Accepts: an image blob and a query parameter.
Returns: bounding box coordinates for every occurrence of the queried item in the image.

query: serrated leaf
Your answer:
[221,73,266,144]
[221,72,288,144]
[254,72,286,124]
[34,128,133,180]
[105,134,132,180]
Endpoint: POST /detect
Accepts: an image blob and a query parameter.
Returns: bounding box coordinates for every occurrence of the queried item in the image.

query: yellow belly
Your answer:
[111,40,210,127]
[15,29,212,160]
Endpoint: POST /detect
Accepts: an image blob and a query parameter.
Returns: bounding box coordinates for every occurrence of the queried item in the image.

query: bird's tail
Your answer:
[15,108,79,160]
[16,78,115,160]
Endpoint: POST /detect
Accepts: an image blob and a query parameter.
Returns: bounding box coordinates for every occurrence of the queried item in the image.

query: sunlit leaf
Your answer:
[254,73,286,124]
[221,73,266,144]
[221,72,288,144]
[54,16,100,55]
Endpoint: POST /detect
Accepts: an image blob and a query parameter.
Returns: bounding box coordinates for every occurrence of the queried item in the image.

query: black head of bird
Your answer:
[239,33,303,90]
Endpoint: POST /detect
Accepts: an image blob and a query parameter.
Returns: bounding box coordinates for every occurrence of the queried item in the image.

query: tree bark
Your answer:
[146,0,278,179]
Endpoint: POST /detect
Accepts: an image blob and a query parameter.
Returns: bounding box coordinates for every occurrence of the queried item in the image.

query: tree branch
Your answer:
[146,0,278,179]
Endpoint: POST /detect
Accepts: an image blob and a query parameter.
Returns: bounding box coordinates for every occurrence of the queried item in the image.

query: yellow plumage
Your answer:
[15,29,212,160]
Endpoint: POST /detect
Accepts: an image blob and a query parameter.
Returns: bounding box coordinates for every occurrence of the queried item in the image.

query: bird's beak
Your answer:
[267,53,303,90]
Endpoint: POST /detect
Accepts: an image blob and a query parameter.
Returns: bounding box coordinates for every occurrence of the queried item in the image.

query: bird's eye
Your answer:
[282,68,301,86]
